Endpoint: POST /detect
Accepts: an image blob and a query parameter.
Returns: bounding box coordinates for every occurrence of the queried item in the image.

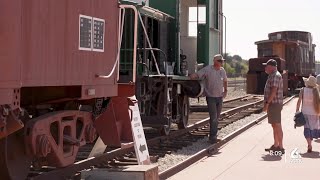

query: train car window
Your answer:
[92,18,105,52]
[79,15,105,52]
[188,7,206,37]
[79,15,92,51]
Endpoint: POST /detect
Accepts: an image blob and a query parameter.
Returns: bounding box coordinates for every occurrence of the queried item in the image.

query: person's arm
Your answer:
[296,89,303,112]
[189,66,206,80]
[223,79,228,98]
[266,86,277,104]
[223,69,228,98]
[189,73,199,80]
[263,75,279,112]
[263,86,277,112]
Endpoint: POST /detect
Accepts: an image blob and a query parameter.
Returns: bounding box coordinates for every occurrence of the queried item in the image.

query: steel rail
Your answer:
[190,95,255,112]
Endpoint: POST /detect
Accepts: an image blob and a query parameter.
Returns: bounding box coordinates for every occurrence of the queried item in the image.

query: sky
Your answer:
[223,0,320,61]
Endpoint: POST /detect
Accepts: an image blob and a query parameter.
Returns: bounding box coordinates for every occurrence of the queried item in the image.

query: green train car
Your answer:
[119,0,224,134]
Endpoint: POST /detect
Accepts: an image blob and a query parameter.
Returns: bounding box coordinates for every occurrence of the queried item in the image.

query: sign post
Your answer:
[129,96,151,165]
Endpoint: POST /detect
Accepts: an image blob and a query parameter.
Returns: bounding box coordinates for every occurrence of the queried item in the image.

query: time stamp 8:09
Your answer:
[269,150,284,156]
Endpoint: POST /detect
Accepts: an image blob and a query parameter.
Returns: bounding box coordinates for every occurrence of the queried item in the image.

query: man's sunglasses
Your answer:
[217,60,224,63]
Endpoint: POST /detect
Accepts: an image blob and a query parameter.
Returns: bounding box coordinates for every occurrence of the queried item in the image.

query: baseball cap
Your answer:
[213,54,225,61]
[262,59,277,67]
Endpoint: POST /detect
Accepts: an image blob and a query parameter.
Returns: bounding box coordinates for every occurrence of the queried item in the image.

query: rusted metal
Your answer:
[117,84,136,97]
[0,133,32,180]
[254,31,315,77]
[249,57,286,72]
[24,110,96,167]
[268,31,312,43]
[248,31,316,95]
[28,95,269,179]
[94,97,133,147]
[247,57,288,95]
[0,88,21,113]
[0,1,140,179]
[0,105,24,139]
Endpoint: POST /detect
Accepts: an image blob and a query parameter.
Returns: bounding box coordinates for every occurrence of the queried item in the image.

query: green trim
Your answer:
[149,0,180,73]
[197,0,210,66]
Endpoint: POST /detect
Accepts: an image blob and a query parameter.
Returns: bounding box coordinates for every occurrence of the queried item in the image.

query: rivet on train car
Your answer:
[87,89,96,96]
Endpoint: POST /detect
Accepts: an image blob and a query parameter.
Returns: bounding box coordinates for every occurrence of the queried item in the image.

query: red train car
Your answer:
[1,0,119,102]
[0,1,136,179]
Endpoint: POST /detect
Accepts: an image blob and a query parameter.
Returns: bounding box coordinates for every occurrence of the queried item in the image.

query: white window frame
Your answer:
[188,6,206,37]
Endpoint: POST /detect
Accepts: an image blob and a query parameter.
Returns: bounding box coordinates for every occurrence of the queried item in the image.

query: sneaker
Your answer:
[278,147,285,155]
[269,147,285,156]
[265,145,277,152]
[208,138,222,144]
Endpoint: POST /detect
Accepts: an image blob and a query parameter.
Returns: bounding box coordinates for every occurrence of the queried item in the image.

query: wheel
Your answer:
[177,95,189,129]
[0,132,31,180]
[156,90,172,135]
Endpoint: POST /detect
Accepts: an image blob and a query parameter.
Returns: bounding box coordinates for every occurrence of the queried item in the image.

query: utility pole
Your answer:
[219,12,226,57]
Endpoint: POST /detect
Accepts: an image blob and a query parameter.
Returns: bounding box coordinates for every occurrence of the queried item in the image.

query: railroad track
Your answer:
[28,95,268,180]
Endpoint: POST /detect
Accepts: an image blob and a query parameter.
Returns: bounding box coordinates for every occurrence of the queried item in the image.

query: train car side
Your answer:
[0,1,136,179]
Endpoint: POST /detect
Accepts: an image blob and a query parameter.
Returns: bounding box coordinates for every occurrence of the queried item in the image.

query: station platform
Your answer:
[168,98,320,180]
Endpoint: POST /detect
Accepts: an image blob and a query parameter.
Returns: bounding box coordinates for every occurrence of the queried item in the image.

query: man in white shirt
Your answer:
[189,54,228,143]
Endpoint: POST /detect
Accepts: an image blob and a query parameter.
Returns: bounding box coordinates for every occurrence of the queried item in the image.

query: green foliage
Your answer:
[240,61,249,74]
[223,53,248,75]
[223,53,233,63]
[233,55,242,61]
[224,62,235,74]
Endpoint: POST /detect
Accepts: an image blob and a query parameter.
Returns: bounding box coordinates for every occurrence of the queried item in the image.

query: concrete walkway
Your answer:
[169,98,320,180]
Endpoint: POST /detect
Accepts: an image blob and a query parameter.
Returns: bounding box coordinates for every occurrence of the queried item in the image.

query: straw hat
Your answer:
[303,76,318,87]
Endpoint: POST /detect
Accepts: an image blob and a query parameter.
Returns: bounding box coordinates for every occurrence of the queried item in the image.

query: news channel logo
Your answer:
[269,147,303,163]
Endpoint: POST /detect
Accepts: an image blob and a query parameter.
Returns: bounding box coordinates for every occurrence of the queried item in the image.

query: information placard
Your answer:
[129,96,150,165]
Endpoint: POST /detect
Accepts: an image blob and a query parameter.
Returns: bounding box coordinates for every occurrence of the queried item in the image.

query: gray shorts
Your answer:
[267,103,283,124]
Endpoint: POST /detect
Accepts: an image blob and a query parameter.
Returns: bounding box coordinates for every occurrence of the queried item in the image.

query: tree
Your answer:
[223,53,233,63]
[224,63,235,75]
[233,55,242,62]
[223,53,248,76]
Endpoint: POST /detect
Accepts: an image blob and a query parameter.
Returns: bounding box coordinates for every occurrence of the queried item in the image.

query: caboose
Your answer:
[247,31,316,95]
[0,1,137,179]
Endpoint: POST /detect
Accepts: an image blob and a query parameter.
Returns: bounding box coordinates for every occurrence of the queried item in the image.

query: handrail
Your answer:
[96,5,138,83]
[138,12,161,75]
[137,48,169,75]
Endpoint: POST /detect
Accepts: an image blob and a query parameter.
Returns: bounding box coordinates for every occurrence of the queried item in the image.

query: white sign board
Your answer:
[129,96,150,165]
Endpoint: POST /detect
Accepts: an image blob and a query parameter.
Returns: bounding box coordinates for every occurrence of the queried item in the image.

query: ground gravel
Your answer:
[190,86,247,105]
[155,88,266,172]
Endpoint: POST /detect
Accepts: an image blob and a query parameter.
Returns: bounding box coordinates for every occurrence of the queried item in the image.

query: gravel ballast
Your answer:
[154,88,266,172]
